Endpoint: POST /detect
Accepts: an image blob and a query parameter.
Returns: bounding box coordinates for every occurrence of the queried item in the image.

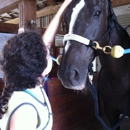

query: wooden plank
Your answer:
[3,0,130,25]
[0,0,36,15]
[5,18,19,24]
[0,22,65,35]
[111,0,130,7]
[0,22,18,33]
[36,3,61,18]
[0,0,18,15]
[5,3,62,24]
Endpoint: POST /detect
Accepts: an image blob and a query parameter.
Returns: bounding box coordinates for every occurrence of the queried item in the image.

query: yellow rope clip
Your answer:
[92,41,111,54]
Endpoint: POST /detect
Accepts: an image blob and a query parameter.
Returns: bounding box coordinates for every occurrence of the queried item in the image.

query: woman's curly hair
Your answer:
[0,31,47,118]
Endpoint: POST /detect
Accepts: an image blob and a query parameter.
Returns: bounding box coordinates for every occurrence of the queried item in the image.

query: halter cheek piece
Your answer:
[51,33,112,66]
[51,0,130,64]
[63,32,130,59]
[51,33,125,65]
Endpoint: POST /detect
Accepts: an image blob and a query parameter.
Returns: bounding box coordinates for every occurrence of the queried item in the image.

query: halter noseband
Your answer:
[63,33,112,55]
[51,0,129,65]
[64,33,90,46]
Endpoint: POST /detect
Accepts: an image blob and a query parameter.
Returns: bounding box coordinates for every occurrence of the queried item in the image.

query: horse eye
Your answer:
[94,11,101,18]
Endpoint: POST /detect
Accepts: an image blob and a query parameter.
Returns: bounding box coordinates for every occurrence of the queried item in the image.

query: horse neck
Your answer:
[99,23,130,77]
[110,23,130,48]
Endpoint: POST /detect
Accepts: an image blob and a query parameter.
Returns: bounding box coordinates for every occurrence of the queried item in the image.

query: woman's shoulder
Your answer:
[9,102,37,130]
[1,91,38,130]
[8,90,38,113]
[9,91,32,104]
[8,88,47,111]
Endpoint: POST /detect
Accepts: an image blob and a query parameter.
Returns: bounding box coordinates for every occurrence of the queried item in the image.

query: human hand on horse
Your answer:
[42,0,73,47]
[18,0,74,48]
[63,0,73,8]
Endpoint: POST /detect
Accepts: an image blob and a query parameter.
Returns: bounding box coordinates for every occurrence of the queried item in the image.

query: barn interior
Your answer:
[0,0,130,130]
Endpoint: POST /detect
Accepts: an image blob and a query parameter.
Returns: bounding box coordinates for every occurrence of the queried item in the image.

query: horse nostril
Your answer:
[69,69,79,83]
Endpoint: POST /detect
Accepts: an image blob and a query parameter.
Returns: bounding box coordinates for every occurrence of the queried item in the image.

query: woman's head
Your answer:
[1,31,48,90]
[0,31,51,118]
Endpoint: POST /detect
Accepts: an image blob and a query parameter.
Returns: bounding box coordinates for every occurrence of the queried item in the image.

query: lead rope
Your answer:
[43,77,50,100]
[51,55,130,129]
[88,63,130,130]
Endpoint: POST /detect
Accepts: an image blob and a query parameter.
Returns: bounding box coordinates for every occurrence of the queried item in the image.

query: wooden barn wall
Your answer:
[36,15,66,32]
[117,14,130,36]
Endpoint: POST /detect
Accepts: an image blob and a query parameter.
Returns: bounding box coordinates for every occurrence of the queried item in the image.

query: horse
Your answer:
[57,0,130,130]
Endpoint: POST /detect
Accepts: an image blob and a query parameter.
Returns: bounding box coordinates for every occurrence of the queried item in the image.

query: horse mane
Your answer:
[108,0,130,42]
[63,0,130,43]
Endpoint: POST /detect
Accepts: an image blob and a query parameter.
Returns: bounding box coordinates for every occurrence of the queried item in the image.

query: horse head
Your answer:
[57,0,115,90]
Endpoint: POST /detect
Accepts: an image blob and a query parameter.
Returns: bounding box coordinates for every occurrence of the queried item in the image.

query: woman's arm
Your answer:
[18,0,73,45]
[42,0,73,46]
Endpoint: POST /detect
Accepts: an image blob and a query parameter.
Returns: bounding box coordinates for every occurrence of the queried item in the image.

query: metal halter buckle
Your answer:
[92,41,112,54]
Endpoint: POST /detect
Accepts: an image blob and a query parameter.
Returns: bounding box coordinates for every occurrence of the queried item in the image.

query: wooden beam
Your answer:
[3,0,130,25]
[0,22,18,33]
[5,3,62,24]
[19,0,36,28]
[46,0,55,6]
[0,0,130,16]
[0,0,19,15]
[5,18,19,24]
[111,0,130,7]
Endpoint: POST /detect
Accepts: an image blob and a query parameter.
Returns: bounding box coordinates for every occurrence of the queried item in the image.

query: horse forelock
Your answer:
[69,0,85,34]
[64,0,85,54]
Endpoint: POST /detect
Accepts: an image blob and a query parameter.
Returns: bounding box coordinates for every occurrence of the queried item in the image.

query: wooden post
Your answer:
[111,0,130,7]
[19,0,36,30]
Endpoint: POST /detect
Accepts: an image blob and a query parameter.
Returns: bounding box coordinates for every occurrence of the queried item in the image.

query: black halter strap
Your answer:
[96,0,114,42]
[125,24,130,30]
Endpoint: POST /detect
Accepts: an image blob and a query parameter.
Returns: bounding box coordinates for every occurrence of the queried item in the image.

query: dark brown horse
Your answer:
[57,0,130,129]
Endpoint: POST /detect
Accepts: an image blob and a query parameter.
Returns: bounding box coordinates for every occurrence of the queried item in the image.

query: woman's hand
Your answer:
[42,0,73,46]
[62,0,73,8]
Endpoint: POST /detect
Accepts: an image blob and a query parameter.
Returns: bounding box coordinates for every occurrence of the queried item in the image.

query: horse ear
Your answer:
[108,0,117,21]
[108,0,129,35]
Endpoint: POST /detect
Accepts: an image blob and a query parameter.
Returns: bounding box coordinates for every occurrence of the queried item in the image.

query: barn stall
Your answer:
[0,0,130,129]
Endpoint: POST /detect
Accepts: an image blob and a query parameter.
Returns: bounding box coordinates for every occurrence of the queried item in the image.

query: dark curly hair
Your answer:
[0,31,47,118]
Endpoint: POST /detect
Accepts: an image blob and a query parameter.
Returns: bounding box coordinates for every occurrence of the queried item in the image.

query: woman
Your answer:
[0,0,73,129]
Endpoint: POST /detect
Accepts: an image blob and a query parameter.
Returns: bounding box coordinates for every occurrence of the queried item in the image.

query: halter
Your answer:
[63,33,112,54]
[63,0,130,59]
[63,22,130,59]
[63,0,115,56]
